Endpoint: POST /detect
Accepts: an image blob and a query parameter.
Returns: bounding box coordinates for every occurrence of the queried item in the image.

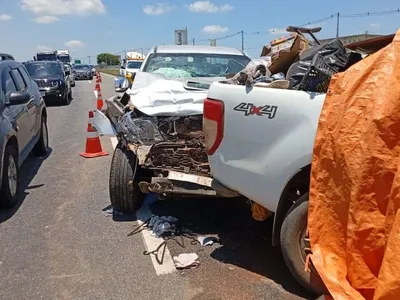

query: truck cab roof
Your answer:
[0,53,15,61]
[149,45,247,56]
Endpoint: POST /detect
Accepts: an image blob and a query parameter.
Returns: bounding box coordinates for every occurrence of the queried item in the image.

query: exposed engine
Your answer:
[117,111,210,176]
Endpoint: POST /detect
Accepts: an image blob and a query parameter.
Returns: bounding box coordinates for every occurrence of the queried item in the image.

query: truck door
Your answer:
[1,67,32,153]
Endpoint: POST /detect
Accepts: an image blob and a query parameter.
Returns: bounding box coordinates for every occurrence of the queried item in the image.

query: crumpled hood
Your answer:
[124,72,224,117]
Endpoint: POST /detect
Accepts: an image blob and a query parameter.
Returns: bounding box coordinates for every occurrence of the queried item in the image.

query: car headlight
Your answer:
[51,80,59,87]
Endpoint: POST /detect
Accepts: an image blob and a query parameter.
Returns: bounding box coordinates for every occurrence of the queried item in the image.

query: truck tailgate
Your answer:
[206,82,326,212]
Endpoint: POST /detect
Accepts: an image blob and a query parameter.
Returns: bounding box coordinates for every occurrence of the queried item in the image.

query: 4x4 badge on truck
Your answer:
[233,102,277,118]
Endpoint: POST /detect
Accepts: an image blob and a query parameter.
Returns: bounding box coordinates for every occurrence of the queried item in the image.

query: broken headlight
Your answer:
[118,112,164,145]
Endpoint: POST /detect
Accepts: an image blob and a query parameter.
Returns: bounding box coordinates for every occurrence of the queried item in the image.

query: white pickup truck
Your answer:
[203,82,327,295]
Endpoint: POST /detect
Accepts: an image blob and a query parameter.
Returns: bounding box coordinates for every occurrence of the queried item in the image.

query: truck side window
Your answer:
[4,71,17,96]
[11,68,27,91]
[19,66,32,85]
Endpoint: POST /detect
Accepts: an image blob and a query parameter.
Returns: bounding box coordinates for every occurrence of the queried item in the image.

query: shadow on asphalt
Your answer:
[0,148,52,223]
[149,197,312,299]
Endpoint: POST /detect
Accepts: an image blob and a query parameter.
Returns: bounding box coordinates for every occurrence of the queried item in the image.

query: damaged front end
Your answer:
[93,93,215,197]
[118,109,210,176]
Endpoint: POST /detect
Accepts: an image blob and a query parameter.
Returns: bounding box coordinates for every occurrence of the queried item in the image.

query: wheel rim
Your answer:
[42,121,48,149]
[299,226,319,276]
[8,155,17,196]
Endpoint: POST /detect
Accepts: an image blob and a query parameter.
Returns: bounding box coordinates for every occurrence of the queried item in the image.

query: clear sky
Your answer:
[1,0,400,63]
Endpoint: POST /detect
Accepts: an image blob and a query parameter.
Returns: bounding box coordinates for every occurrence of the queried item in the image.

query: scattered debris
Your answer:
[173,253,200,270]
[197,236,218,247]
[149,215,178,238]
[103,207,124,217]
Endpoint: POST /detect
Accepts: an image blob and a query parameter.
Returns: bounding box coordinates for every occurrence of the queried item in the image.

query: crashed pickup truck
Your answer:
[93,45,251,213]
[204,29,395,296]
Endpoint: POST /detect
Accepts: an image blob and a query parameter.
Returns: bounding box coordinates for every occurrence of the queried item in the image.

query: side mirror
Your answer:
[65,70,70,75]
[120,66,125,69]
[114,76,129,93]
[7,91,31,106]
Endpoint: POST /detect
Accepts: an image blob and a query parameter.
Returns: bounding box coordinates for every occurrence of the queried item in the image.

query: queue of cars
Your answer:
[0,52,98,207]
[0,53,48,206]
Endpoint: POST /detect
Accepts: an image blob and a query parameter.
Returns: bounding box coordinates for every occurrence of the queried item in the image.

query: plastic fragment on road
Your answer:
[103,207,123,217]
[173,253,200,270]
[197,236,218,247]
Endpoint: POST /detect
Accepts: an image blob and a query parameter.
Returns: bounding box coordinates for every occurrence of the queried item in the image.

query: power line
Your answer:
[341,9,400,18]
[195,8,399,43]
[78,7,399,61]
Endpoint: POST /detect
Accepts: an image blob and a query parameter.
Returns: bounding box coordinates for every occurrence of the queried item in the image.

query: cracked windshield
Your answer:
[1,0,399,299]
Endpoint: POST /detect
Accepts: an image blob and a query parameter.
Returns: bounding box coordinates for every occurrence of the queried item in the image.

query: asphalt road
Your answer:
[0,73,314,300]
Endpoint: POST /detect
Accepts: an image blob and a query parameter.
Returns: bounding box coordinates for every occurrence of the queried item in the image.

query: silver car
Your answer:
[64,64,75,87]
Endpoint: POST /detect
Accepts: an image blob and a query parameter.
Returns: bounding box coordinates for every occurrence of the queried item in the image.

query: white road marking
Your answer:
[109,137,176,275]
[135,202,176,275]
[93,90,98,99]
[88,80,92,83]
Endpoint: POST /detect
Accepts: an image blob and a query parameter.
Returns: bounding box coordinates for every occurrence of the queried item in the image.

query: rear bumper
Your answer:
[211,179,240,197]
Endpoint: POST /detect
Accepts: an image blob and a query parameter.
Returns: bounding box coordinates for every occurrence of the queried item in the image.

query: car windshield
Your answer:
[75,65,90,70]
[127,61,142,69]
[25,62,63,78]
[142,53,251,78]
[58,55,70,63]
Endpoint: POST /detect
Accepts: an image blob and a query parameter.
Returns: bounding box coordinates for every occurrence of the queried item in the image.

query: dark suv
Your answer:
[0,54,48,207]
[74,64,93,80]
[24,60,72,105]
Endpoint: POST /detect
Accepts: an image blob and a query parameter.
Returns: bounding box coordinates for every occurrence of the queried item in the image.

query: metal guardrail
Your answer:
[97,65,120,69]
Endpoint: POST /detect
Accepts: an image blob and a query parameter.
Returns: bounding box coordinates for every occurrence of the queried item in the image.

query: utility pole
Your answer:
[87,56,91,64]
[241,30,244,50]
[336,12,340,38]
[192,38,195,45]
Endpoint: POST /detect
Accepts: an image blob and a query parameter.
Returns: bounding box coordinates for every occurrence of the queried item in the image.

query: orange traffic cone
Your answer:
[95,82,101,92]
[97,71,102,83]
[96,89,104,110]
[80,111,108,158]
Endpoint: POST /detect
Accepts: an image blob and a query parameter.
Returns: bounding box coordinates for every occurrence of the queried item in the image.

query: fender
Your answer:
[271,165,311,246]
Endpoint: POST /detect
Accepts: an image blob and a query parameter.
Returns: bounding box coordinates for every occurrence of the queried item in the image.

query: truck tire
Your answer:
[280,194,328,296]
[109,143,145,213]
[0,145,19,208]
[61,91,70,105]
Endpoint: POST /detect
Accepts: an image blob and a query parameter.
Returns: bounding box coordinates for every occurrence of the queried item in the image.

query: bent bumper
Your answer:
[92,110,117,136]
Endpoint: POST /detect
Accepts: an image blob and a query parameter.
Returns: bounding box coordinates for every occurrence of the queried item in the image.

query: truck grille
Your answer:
[35,80,50,88]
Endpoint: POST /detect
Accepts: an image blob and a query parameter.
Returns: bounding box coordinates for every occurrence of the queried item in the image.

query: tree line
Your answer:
[97,53,120,65]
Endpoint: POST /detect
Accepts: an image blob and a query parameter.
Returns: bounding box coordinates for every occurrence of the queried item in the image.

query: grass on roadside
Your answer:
[99,69,120,77]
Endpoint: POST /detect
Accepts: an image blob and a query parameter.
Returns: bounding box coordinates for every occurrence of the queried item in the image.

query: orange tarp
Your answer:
[309,29,400,300]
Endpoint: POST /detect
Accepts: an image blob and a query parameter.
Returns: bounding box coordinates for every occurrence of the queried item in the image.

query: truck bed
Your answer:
[206,81,326,212]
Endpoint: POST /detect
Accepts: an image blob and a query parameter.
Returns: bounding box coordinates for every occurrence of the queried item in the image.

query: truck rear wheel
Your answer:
[280,193,328,296]
[109,143,145,213]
